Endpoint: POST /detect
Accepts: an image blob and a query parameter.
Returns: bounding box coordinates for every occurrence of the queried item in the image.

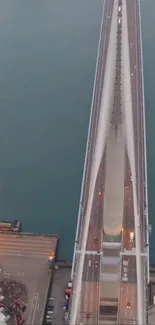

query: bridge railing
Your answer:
[138,1,149,323]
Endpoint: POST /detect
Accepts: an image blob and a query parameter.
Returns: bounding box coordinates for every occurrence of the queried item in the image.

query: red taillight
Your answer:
[89,225,94,231]
[87,313,91,318]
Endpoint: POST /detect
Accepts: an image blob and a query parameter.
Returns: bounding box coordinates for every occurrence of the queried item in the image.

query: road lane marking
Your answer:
[76,250,102,255]
[32,293,39,325]
[27,293,39,325]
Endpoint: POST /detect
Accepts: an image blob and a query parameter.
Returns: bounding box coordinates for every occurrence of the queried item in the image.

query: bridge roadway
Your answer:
[71,0,147,324]
[74,1,115,323]
[77,0,114,248]
[119,0,146,323]
[119,155,137,324]
[127,0,145,250]
[76,153,106,325]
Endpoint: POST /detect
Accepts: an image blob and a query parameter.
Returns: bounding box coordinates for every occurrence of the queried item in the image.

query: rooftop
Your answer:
[0,232,59,325]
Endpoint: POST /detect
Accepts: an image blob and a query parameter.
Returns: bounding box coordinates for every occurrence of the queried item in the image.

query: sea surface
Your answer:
[0,0,154,262]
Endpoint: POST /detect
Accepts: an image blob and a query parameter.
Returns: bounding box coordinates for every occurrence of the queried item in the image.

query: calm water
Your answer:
[0,0,154,262]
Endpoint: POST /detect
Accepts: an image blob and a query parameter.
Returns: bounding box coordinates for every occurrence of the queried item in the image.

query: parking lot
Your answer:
[44,267,71,325]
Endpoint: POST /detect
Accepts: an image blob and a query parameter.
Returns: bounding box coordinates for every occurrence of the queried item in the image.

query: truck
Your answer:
[67,281,72,289]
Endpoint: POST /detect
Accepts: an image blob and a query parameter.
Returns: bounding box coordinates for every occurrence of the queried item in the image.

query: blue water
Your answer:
[0,0,154,262]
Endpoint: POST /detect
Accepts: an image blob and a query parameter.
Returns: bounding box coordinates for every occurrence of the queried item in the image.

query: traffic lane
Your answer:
[121,285,137,324]
[83,0,112,245]
[123,161,134,236]
[83,255,93,282]
[127,0,141,215]
[87,227,102,252]
[124,155,131,187]
[123,162,135,246]
[126,0,138,139]
[79,282,91,323]
[92,255,100,282]
[124,154,133,191]
[78,0,114,243]
[131,0,144,178]
[87,197,104,251]
[78,0,113,246]
[92,0,114,137]
[123,204,135,249]
[121,3,139,322]
[86,155,106,251]
[79,252,100,325]
[125,0,139,228]
[123,230,135,251]
[121,255,137,284]
[79,281,100,325]
[127,0,145,251]
[78,154,104,251]
[119,283,137,324]
[94,153,107,243]
[130,1,142,205]
[86,203,102,251]
[136,0,146,221]
[76,1,110,318]
[135,0,146,250]
[93,0,114,143]
[123,186,134,230]
[90,153,107,250]
[83,255,100,282]
[126,0,138,204]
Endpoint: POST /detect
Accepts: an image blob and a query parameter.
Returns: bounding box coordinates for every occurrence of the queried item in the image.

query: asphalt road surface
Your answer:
[48,268,71,325]
[119,154,137,324]
[118,0,146,322]
[77,154,106,325]
[74,0,146,324]
[127,0,146,250]
[75,1,114,324]
[77,0,114,248]
[77,0,124,323]
[77,0,114,246]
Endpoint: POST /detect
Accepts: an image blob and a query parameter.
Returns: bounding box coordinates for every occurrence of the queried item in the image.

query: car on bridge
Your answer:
[95,261,98,268]
[88,260,92,267]
[126,302,131,309]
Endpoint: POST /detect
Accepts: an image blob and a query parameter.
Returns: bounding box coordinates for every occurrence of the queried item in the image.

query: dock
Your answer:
[0,232,59,325]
